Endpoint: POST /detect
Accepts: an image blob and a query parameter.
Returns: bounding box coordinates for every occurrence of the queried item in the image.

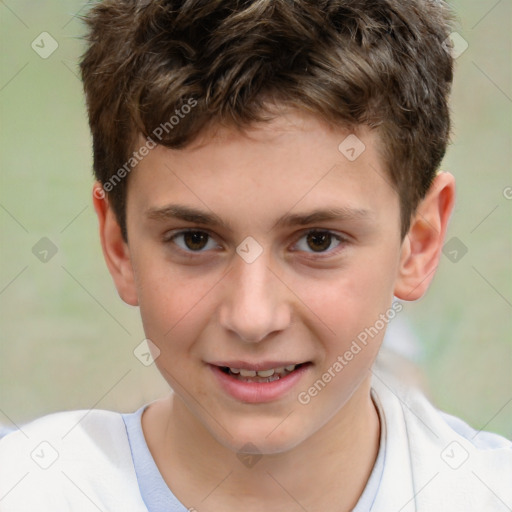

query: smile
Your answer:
[219,364,305,383]
[209,362,312,403]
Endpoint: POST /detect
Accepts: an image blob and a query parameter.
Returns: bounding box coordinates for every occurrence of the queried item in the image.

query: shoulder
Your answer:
[371,375,512,511]
[1,408,122,439]
[0,409,148,511]
[0,409,128,468]
[397,382,511,454]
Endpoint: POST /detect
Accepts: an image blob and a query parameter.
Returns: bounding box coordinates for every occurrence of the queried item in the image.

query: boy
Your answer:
[0,0,510,510]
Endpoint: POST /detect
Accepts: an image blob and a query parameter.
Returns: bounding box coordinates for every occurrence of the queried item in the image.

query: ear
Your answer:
[92,182,138,306]
[394,172,455,301]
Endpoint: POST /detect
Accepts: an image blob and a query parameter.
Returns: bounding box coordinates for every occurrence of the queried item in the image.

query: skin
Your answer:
[93,109,455,511]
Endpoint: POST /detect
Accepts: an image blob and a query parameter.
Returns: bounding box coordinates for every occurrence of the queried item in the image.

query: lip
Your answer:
[209,362,312,403]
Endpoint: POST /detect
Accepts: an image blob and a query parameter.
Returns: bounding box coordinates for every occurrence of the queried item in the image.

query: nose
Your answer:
[218,250,291,343]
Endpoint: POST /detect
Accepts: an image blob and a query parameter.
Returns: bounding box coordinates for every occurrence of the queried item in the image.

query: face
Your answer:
[119,111,405,454]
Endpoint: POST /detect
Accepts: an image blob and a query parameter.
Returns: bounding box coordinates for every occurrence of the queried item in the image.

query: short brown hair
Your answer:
[79,0,455,240]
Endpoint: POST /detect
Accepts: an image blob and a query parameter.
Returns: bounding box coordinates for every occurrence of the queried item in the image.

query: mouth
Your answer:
[208,361,313,403]
[217,363,309,383]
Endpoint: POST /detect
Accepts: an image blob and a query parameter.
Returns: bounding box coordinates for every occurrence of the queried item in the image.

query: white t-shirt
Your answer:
[0,372,510,511]
[120,394,385,511]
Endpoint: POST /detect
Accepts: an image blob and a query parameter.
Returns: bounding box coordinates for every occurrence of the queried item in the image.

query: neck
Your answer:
[143,377,380,512]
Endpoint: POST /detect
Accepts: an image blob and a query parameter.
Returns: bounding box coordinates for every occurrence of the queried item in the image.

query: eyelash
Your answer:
[163,228,349,259]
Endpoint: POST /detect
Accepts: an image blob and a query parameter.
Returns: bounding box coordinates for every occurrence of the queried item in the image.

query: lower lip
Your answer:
[209,364,311,403]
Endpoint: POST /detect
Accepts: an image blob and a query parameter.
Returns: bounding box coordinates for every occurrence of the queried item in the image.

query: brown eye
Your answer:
[306,231,332,252]
[292,229,347,257]
[165,230,219,253]
[182,231,209,251]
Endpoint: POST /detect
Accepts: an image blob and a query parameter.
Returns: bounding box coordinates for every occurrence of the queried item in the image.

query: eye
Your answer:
[163,228,348,258]
[164,229,220,254]
[292,229,347,257]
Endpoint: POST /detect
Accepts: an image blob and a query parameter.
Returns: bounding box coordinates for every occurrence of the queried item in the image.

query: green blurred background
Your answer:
[1,1,511,437]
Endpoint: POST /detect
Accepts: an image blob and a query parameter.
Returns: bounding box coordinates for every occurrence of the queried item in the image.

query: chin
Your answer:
[211,417,311,456]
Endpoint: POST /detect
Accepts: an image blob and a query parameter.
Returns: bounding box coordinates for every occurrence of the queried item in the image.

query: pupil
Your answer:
[307,231,331,252]
[185,231,208,250]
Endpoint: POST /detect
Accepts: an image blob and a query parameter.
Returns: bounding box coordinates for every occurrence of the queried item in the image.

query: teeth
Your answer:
[256,369,275,378]
[239,369,257,377]
[227,365,299,378]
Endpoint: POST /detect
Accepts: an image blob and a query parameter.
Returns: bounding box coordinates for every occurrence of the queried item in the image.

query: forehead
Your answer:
[128,111,398,231]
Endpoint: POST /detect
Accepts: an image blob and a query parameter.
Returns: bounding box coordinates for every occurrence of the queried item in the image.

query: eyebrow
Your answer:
[145,204,371,231]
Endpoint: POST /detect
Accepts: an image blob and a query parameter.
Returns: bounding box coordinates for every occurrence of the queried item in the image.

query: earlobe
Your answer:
[92,182,139,306]
[394,172,455,301]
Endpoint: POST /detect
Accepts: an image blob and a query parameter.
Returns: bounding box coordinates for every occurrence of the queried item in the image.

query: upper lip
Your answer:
[209,360,310,371]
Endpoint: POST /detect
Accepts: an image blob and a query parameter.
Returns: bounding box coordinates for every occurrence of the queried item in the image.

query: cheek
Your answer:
[288,261,396,339]
[133,257,217,349]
